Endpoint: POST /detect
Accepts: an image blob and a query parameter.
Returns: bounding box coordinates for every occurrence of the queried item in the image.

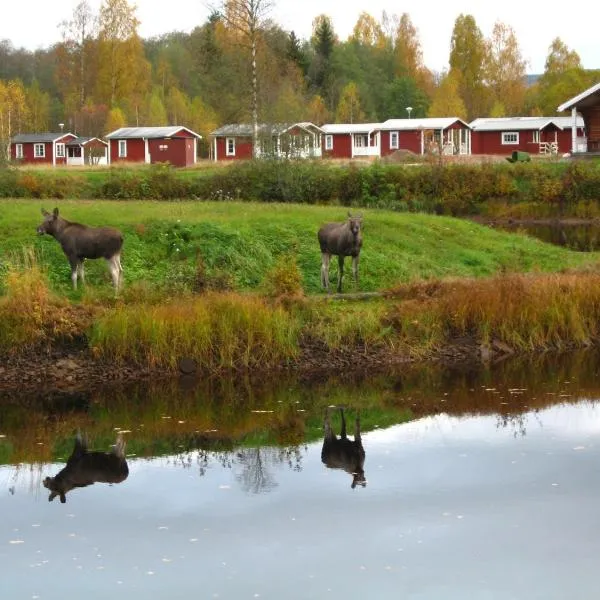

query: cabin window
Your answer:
[118,140,127,157]
[34,143,45,158]
[15,144,23,159]
[354,134,369,148]
[532,130,540,143]
[502,132,519,145]
[390,131,399,149]
[55,143,65,158]
[226,137,236,156]
[325,135,333,151]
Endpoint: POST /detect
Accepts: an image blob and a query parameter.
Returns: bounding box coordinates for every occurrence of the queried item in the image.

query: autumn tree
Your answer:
[58,0,97,110]
[104,105,126,134]
[0,79,28,160]
[306,94,330,125]
[25,80,50,132]
[96,0,149,108]
[531,38,594,114]
[335,81,365,123]
[485,21,527,115]
[449,14,490,120]
[166,87,191,125]
[350,12,386,48]
[428,72,467,120]
[381,76,429,119]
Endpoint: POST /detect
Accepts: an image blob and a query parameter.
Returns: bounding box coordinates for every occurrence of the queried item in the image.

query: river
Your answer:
[2,350,600,599]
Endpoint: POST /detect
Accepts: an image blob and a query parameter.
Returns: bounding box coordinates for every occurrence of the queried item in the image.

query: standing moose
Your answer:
[37,208,123,290]
[43,433,129,503]
[318,212,363,293]
[321,407,366,489]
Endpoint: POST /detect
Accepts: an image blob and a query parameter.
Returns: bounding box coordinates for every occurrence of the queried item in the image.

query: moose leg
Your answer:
[354,411,361,443]
[77,261,85,285]
[107,255,122,290]
[69,259,80,289]
[352,255,359,287]
[321,253,331,292]
[337,255,345,293]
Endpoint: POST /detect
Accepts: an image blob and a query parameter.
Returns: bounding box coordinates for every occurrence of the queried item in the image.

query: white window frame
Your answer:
[532,130,540,144]
[15,143,23,159]
[118,140,127,157]
[325,134,333,151]
[34,143,45,158]
[55,143,65,158]
[354,134,368,148]
[501,131,519,145]
[390,131,399,149]
[226,137,236,157]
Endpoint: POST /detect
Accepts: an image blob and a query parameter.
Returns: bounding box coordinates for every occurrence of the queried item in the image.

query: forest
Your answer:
[0,0,599,158]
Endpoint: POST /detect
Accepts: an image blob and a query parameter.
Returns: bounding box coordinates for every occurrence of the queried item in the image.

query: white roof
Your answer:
[105,126,201,139]
[321,123,381,134]
[470,116,584,131]
[381,118,467,130]
[558,82,600,112]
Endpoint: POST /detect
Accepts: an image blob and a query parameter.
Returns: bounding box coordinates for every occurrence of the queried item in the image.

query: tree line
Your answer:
[0,0,598,160]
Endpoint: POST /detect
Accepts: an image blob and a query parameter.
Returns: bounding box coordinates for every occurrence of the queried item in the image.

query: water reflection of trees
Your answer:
[167,444,307,494]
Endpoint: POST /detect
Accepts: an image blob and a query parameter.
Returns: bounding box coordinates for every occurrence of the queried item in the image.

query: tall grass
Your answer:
[388,272,600,353]
[89,292,301,371]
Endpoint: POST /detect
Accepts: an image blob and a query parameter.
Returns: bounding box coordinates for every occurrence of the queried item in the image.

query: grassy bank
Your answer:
[1,199,597,296]
[2,199,600,374]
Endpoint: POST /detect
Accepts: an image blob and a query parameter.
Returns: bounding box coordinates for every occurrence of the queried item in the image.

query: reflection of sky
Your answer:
[2,402,600,599]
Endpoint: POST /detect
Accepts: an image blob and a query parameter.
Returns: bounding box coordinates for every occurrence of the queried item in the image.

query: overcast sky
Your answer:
[1,0,598,74]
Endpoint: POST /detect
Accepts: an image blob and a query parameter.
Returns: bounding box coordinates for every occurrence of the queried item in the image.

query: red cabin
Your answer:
[11,132,78,166]
[210,122,323,161]
[469,117,585,156]
[321,118,471,159]
[105,126,201,167]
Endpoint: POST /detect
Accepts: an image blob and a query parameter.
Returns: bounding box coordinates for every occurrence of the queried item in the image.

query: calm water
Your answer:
[2,352,600,599]
[491,221,600,251]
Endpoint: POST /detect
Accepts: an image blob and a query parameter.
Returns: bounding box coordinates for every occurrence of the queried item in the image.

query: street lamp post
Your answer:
[406,107,413,119]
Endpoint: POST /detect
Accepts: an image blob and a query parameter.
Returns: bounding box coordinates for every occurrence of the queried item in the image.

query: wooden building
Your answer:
[321,118,471,159]
[11,132,77,166]
[210,122,323,161]
[105,126,201,167]
[65,137,109,166]
[470,117,585,155]
[558,82,600,154]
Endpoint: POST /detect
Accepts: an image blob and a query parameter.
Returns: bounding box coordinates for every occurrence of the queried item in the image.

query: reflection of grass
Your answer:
[3,349,600,465]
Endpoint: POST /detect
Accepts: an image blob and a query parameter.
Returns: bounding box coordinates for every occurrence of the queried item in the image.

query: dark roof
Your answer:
[11,132,76,143]
[65,137,108,147]
[105,126,201,139]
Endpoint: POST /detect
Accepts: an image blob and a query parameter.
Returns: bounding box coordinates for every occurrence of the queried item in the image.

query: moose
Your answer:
[43,433,129,503]
[321,407,366,489]
[318,212,363,293]
[37,208,123,290]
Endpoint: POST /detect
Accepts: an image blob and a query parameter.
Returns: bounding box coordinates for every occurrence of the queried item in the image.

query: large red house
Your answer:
[558,82,600,153]
[321,118,471,159]
[210,122,323,160]
[11,132,78,166]
[469,117,585,155]
[105,126,201,167]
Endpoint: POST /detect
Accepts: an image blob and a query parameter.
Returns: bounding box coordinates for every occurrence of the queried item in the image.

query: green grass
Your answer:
[1,199,598,297]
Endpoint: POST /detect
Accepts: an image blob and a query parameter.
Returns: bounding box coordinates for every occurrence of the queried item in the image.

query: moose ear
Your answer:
[52,207,59,217]
[347,211,352,218]
[41,208,49,216]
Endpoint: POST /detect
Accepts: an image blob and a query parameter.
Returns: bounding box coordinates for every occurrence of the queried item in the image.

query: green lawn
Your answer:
[1,199,598,296]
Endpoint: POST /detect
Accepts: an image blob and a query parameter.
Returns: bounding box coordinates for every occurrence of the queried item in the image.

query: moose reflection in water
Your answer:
[43,433,129,503]
[321,407,366,488]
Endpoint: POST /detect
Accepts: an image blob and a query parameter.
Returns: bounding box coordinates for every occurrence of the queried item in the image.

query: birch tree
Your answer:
[209,0,274,157]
